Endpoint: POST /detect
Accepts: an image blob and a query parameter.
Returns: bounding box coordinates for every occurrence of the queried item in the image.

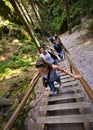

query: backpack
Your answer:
[54,42,63,53]
[42,67,51,87]
[48,50,57,60]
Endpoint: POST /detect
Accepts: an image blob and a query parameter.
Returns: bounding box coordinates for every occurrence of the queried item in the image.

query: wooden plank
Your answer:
[37,114,93,124]
[57,72,68,77]
[59,66,70,70]
[57,69,70,75]
[49,86,81,95]
[58,61,69,66]
[59,75,71,79]
[58,62,69,66]
[40,102,93,111]
[60,77,76,83]
[50,86,81,95]
[55,81,78,87]
[59,86,81,93]
[43,93,84,102]
[60,66,70,70]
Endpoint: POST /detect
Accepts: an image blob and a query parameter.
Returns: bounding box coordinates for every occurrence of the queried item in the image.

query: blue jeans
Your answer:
[58,50,64,59]
[48,76,61,92]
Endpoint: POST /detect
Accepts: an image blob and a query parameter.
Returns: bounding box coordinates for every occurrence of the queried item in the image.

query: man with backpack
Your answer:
[39,46,58,64]
[53,37,64,60]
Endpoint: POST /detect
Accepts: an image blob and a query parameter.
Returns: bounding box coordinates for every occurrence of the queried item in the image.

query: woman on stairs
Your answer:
[30,58,81,95]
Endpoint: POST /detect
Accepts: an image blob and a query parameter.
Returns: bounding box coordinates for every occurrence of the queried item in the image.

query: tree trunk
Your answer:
[9,0,40,49]
[64,0,71,34]
[30,0,41,21]
[29,0,46,37]
[21,0,35,27]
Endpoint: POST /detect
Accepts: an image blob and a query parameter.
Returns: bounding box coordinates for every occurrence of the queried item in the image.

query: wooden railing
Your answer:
[65,51,93,102]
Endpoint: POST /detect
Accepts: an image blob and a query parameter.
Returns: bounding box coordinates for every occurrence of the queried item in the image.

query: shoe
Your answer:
[60,85,64,90]
[50,91,54,95]
[53,90,58,95]
[61,56,64,61]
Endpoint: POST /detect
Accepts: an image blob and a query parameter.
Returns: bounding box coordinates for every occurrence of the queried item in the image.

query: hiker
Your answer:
[48,33,59,45]
[53,37,64,60]
[49,36,55,44]
[30,59,81,95]
[39,46,57,64]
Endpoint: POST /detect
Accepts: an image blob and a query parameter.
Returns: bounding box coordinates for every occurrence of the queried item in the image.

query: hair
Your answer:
[35,58,52,70]
[55,35,59,40]
[39,45,46,50]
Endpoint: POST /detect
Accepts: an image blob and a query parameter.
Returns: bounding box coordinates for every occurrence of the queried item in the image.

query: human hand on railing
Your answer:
[57,56,61,61]
[50,46,55,51]
[73,74,82,79]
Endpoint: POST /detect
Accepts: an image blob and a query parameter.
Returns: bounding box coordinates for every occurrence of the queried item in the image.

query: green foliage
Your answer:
[39,0,93,34]
[0,18,38,130]
[0,25,9,34]
[21,44,38,54]
[39,40,45,46]
[0,0,21,24]
[1,0,93,35]
[7,76,31,87]
[21,47,32,53]
[0,22,38,82]
[10,103,18,111]
[13,50,19,56]
[0,0,11,19]
[70,17,81,28]
[71,0,93,17]
[0,54,34,73]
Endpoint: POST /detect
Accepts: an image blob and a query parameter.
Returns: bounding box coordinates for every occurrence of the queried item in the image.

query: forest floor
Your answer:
[0,21,38,130]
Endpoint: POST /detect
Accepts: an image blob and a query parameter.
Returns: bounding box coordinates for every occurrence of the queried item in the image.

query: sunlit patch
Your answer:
[0,56,6,61]
[0,68,23,81]
[23,55,32,62]
[12,39,19,43]
[12,39,22,46]
[77,39,93,49]
[84,40,92,45]
[77,44,84,49]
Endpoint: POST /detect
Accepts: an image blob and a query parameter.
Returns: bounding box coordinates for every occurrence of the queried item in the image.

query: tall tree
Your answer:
[29,0,41,21]
[64,0,71,33]
[9,0,40,49]
[29,0,46,36]
[21,0,35,27]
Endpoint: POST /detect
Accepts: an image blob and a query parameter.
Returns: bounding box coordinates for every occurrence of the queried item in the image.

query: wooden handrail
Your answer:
[4,75,40,130]
[65,52,93,102]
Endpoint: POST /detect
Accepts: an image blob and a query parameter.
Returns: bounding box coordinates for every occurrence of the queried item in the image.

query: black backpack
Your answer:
[48,50,57,60]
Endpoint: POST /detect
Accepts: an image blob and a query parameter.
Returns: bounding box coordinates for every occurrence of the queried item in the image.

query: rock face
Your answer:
[60,18,93,91]
[24,78,45,130]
